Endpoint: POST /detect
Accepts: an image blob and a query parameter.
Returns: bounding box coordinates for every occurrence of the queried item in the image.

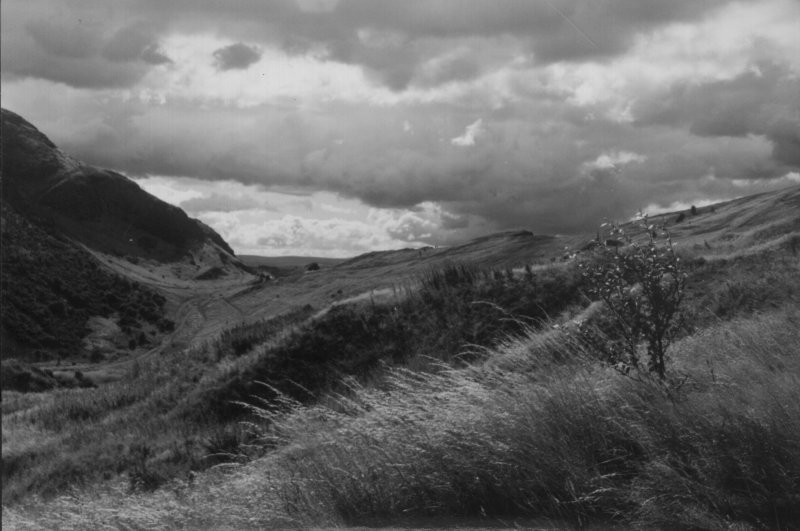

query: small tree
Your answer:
[579,217,686,379]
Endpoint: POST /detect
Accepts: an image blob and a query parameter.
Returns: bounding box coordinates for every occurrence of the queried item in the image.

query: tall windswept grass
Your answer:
[262,309,800,529]
[4,310,798,529]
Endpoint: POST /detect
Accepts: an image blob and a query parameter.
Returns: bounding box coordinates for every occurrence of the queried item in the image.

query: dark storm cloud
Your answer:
[1,2,171,88]
[103,25,156,62]
[27,20,96,59]
[141,44,173,65]
[20,84,795,239]
[2,46,151,89]
[4,0,795,242]
[212,43,263,70]
[2,0,740,91]
[103,24,173,65]
[634,62,800,169]
[263,0,740,90]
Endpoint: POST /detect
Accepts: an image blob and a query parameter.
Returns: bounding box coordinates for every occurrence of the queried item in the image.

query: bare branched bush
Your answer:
[579,216,687,379]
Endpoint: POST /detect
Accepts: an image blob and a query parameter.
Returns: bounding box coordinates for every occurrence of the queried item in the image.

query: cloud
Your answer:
[3,0,798,254]
[451,118,484,146]
[1,0,744,92]
[104,25,151,62]
[15,77,794,239]
[27,20,95,59]
[296,0,341,14]
[212,43,262,70]
[141,44,173,65]
[583,151,646,173]
[102,24,173,65]
[205,212,429,257]
[1,2,170,88]
[634,62,800,168]
[180,193,267,213]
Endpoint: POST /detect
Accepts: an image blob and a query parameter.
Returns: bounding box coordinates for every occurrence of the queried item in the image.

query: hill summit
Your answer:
[1,108,232,261]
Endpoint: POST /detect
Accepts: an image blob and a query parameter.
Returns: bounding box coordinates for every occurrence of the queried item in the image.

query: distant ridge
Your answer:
[239,255,347,269]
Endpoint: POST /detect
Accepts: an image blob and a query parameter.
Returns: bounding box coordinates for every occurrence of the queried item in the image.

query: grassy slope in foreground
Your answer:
[3,238,799,527]
[4,309,799,530]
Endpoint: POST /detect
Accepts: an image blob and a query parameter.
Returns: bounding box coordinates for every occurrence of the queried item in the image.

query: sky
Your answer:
[2,0,799,257]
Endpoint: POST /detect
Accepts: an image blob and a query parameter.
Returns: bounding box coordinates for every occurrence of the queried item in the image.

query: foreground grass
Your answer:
[1,262,583,505]
[265,309,800,529]
[6,309,799,530]
[4,237,795,505]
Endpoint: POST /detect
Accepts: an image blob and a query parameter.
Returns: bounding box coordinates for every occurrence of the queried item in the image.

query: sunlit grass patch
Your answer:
[4,310,799,529]
[264,310,800,528]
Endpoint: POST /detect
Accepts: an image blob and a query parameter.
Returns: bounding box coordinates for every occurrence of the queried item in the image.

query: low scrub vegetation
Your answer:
[1,204,172,362]
[579,219,687,378]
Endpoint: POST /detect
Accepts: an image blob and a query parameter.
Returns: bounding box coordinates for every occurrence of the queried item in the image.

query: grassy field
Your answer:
[4,307,798,530]
[2,186,799,529]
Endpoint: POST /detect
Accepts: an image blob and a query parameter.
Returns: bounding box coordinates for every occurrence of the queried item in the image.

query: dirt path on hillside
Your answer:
[37,253,258,383]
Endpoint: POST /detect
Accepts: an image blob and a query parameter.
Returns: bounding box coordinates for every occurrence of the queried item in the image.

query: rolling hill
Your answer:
[0,109,248,365]
[1,105,799,528]
[1,108,234,261]
[2,179,798,527]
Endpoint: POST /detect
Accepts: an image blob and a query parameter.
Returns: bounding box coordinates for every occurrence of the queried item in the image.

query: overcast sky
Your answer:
[2,0,799,257]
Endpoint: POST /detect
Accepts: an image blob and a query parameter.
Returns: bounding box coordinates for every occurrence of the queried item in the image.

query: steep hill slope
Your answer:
[1,108,232,261]
[0,109,247,365]
[0,202,174,364]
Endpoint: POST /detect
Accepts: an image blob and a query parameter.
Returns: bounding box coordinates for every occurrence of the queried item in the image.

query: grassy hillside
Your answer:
[0,262,587,505]
[4,304,799,529]
[264,310,800,528]
[2,186,799,529]
[1,109,234,262]
[0,203,173,366]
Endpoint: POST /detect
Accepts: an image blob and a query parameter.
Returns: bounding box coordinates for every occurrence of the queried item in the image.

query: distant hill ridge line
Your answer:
[0,107,234,260]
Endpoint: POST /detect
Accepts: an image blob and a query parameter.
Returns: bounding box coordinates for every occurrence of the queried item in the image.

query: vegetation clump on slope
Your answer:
[1,204,173,364]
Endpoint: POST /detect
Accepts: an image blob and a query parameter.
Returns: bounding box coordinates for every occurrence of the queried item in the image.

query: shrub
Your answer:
[579,218,687,379]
